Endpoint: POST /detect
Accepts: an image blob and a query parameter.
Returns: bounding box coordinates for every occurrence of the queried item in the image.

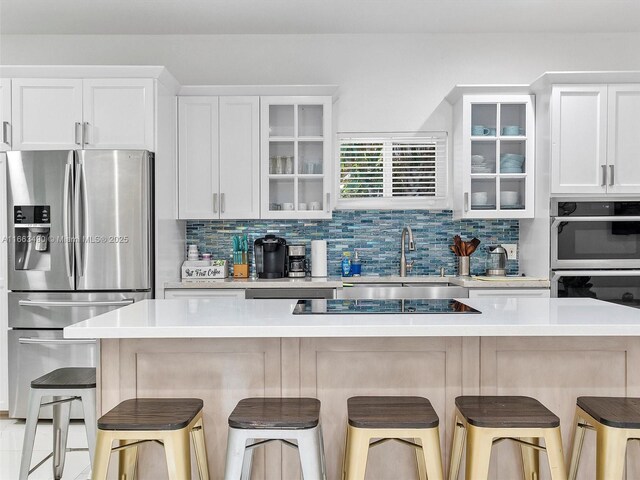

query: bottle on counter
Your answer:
[351,250,362,276]
[341,252,351,277]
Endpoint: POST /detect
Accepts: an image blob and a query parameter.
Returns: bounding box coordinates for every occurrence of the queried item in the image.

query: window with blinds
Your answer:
[338,133,447,208]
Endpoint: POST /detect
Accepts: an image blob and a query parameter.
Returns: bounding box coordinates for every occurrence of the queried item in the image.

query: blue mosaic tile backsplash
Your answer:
[186,210,519,277]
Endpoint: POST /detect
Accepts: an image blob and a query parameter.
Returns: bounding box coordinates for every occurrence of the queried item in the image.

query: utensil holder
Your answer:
[458,256,470,276]
[233,264,249,278]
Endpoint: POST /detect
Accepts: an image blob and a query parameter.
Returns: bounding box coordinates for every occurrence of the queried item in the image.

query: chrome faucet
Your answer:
[400,226,415,277]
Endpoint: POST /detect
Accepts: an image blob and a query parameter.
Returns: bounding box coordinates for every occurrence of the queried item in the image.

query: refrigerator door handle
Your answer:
[63,162,73,278]
[74,161,85,277]
[18,337,97,345]
[19,299,135,307]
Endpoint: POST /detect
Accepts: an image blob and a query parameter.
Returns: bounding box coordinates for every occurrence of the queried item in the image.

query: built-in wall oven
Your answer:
[551,201,640,308]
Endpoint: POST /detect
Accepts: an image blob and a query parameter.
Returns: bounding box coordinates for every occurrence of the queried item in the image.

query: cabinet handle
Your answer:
[1,121,9,145]
[609,165,615,186]
[464,192,469,212]
[213,193,218,213]
[83,122,90,145]
[601,165,607,187]
[221,193,225,213]
[326,193,330,213]
[74,122,82,145]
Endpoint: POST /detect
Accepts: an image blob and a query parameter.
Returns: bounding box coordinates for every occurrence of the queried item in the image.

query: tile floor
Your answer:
[0,417,91,479]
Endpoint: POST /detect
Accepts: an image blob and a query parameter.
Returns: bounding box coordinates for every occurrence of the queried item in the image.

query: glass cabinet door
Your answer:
[261,97,332,218]
[465,95,534,219]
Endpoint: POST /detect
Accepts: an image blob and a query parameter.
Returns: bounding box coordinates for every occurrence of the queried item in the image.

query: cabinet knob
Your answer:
[74,122,82,145]
[1,121,9,146]
[609,165,615,186]
[213,193,218,213]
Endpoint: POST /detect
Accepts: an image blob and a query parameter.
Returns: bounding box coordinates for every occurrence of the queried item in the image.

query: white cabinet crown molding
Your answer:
[179,85,339,97]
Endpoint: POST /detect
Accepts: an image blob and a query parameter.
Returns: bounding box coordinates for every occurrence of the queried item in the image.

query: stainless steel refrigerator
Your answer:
[7,150,154,418]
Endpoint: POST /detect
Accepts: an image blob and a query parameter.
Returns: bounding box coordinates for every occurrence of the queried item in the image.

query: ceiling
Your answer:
[1,0,640,35]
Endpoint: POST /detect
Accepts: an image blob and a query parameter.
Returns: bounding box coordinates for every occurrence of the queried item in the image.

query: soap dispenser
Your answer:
[351,251,362,276]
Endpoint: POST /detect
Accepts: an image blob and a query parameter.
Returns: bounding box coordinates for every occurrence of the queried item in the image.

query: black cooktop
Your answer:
[293,299,481,315]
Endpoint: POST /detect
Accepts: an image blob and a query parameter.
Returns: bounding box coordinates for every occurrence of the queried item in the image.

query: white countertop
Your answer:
[64,297,638,339]
[165,275,550,289]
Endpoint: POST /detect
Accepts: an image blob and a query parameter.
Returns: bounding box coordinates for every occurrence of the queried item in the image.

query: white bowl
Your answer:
[471,192,489,205]
[471,155,485,165]
[500,190,519,205]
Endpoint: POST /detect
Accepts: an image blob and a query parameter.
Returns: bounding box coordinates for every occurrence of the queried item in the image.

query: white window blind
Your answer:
[338,132,447,208]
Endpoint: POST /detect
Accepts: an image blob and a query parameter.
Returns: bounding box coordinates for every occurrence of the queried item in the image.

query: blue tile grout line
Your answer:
[186,210,519,277]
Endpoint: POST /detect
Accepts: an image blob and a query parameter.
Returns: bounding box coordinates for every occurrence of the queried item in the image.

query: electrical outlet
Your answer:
[502,243,517,260]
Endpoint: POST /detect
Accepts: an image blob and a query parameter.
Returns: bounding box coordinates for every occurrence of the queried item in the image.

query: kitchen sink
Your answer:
[336,283,468,299]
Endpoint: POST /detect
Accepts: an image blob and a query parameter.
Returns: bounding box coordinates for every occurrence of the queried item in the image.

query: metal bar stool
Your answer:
[91,398,210,480]
[448,396,567,480]
[342,396,444,480]
[19,367,97,480]
[568,396,640,479]
[224,397,326,480]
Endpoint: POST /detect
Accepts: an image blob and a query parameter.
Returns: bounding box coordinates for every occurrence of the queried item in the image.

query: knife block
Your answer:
[233,264,249,278]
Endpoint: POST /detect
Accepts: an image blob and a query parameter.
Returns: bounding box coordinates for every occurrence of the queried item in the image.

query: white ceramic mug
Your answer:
[299,202,308,210]
[282,202,294,211]
[310,201,321,210]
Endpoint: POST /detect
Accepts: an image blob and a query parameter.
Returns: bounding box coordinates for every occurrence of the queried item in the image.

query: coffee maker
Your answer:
[287,245,307,278]
[254,235,288,279]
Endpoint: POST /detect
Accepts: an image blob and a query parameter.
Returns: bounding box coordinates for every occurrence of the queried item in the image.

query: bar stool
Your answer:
[19,367,97,480]
[91,398,210,480]
[224,397,326,480]
[568,396,640,479]
[448,396,567,480]
[342,396,444,480]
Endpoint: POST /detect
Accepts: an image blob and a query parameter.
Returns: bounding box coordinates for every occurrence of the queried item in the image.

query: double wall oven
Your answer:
[7,150,154,418]
[551,200,640,308]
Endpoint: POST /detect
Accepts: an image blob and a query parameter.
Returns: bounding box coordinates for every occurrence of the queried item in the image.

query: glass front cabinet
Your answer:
[452,94,535,219]
[260,96,332,219]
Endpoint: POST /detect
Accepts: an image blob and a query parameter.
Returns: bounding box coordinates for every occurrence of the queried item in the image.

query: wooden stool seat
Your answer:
[30,367,96,389]
[98,398,204,431]
[568,396,640,480]
[455,396,560,428]
[577,396,640,429]
[343,396,444,480]
[228,397,320,430]
[347,396,439,429]
[224,397,326,480]
[449,396,567,480]
[92,397,210,480]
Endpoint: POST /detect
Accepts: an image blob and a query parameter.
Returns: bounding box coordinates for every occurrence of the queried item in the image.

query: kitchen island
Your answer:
[65,298,640,480]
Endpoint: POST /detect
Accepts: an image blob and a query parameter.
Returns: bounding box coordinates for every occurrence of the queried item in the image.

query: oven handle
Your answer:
[19,337,97,345]
[553,270,640,278]
[19,299,134,308]
[552,216,640,229]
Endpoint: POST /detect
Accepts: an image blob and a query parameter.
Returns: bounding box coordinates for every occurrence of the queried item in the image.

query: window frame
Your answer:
[334,131,449,210]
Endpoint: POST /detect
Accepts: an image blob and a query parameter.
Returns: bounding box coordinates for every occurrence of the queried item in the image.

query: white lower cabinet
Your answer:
[178,96,260,220]
[469,288,550,298]
[163,289,245,299]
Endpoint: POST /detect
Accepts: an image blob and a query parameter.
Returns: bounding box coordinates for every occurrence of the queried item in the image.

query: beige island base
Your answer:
[65,298,640,479]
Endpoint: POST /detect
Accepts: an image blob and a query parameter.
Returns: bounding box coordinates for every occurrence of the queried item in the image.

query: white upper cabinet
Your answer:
[12,78,155,151]
[0,79,10,151]
[12,78,83,150]
[82,79,154,150]
[178,96,260,220]
[551,84,640,195]
[218,96,260,219]
[260,96,332,219]
[452,94,535,219]
[607,85,640,194]
[551,85,607,194]
[178,96,220,219]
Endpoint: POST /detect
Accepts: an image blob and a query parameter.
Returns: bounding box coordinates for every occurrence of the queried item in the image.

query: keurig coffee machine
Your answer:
[254,235,287,278]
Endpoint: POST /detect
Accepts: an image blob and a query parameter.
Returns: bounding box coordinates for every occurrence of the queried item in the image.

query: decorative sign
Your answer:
[181,260,228,280]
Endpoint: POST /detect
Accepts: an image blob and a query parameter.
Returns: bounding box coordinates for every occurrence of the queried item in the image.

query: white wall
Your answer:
[2,33,640,134]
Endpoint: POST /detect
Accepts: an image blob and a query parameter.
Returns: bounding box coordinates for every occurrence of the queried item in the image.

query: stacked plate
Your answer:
[471,154,494,174]
[500,153,525,173]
